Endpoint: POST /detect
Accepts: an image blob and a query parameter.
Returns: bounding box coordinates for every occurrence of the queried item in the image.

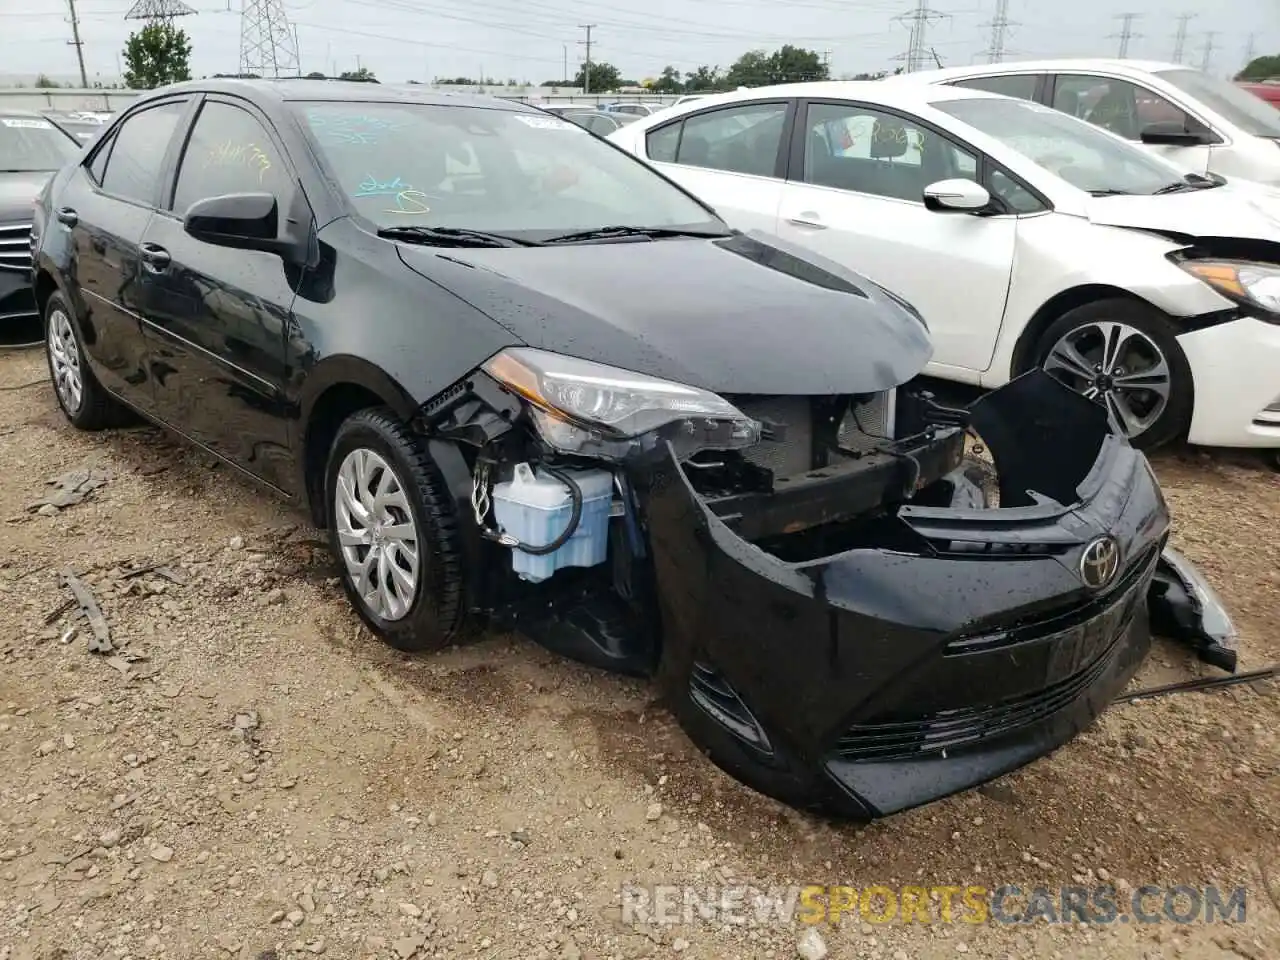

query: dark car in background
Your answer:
[29,79,1233,819]
[0,109,79,332]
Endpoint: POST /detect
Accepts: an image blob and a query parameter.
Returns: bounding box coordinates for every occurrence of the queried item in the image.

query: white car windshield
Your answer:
[1155,69,1280,138]
[935,96,1186,196]
[295,101,727,239]
[0,116,78,172]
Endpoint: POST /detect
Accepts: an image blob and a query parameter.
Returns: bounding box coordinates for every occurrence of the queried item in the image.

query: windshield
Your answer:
[0,116,78,172]
[1155,69,1280,138]
[935,96,1187,196]
[293,101,726,239]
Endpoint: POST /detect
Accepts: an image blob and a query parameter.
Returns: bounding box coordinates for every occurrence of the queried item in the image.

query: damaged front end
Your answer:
[418,352,1235,818]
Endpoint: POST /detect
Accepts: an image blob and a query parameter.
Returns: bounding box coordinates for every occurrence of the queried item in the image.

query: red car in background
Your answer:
[1237,81,1280,110]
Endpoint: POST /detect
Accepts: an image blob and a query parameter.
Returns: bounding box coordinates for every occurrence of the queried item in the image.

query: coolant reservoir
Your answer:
[491,463,614,583]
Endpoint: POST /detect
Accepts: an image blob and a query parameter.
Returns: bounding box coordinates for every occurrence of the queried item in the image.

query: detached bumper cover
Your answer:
[643,372,1171,817]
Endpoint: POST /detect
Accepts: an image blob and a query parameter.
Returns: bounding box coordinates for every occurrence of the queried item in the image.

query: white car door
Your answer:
[1046,73,1214,176]
[774,99,1017,375]
[635,98,792,237]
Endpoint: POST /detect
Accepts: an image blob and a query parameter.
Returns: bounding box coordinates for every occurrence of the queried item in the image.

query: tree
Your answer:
[122,20,192,90]
[725,50,771,88]
[652,65,683,93]
[574,60,620,93]
[684,65,723,92]
[1237,55,1280,81]
[726,45,827,88]
[339,66,377,82]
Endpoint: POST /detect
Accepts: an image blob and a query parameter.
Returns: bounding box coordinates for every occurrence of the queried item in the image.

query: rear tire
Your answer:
[1032,298,1193,451]
[324,407,467,652]
[43,291,127,431]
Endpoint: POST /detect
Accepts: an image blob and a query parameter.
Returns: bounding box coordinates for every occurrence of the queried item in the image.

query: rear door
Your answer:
[136,94,301,491]
[637,99,794,236]
[774,98,1018,375]
[59,97,190,407]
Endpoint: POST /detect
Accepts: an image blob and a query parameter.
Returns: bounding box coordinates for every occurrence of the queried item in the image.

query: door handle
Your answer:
[139,242,171,272]
[56,207,78,228]
[785,211,826,229]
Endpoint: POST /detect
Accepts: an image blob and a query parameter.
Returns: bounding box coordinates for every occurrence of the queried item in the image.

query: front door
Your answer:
[775,99,1016,376]
[137,95,300,491]
[61,98,189,406]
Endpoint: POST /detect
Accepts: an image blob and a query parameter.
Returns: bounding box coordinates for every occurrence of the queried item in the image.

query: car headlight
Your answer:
[482,346,761,461]
[1180,259,1280,321]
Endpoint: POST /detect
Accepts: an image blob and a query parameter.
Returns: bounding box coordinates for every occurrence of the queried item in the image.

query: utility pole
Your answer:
[562,43,568,85]
[1109,13,1142,59]
[66,0,88,88]
[1200,31,1217,73]
[892,0,949,74]
[577,23,596,93]
[822,48,831,77]
[1171,13,1195,64]
[981,0,1016,64]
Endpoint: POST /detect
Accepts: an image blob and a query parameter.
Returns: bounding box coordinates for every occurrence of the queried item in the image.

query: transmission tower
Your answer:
[1170,13,1194,64]
[1242,32,1257,70]
[981,0,1017,64]
[239,0,300,78]
[124,0,196,19]
[892,0,950,74]
[1109,13,1142,59]
[1200,31,1217,73]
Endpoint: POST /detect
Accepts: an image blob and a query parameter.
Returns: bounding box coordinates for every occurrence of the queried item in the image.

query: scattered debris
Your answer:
[26,466,111,513]
[60,569,111,653]
[796,926,828,960]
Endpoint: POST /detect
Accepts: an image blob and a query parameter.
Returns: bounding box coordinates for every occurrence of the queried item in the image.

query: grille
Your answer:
[731,392,894,477]
[0,222,33,274]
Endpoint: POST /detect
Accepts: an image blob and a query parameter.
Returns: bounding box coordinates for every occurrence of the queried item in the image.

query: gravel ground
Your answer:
[1,345,1277,960]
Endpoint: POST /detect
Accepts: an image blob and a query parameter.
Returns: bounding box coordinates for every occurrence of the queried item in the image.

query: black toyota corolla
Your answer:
[30,79,1234,819]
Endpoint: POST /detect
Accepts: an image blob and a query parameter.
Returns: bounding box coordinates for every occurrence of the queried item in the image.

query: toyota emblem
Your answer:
[1079,536,1121,591]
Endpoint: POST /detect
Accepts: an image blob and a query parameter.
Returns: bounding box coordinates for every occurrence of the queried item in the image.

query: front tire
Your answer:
[324,407,466,652]
[1033,298,1194,450]
[44,291,126,430]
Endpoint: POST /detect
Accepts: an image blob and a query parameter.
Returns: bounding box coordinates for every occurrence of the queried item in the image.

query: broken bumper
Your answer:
[643,373,1171,818]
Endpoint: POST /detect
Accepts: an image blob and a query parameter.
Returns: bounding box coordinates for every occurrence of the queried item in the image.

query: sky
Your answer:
[5,0,1279,87]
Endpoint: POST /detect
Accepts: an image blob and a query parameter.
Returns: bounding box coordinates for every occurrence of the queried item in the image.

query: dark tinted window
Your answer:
[1051,74,1192,141]
[670,103,787,177]
[171,101,284,215]
[100,101,185,204]
[950,74,1040,101]
[646,122,681,162]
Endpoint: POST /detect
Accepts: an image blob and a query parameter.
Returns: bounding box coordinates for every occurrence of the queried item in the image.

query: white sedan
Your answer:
[607,82,1280,453]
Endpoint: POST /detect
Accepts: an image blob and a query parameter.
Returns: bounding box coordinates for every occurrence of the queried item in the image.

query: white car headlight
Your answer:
[1180,259,1280,320]
[482,346,761,460]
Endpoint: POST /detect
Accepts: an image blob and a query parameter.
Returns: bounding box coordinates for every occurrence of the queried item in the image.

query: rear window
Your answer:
[0,116,78,172]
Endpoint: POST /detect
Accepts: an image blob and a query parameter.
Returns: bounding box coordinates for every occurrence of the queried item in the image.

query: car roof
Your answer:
[889,58,1187,83]
[135,77,544,113]
[631,80,1013,112]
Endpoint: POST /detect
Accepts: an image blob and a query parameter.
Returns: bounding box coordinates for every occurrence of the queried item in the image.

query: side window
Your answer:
[99,101,185,204]
[989,169,1044,214]
[646,122,680,162]
[171,101,285,216]
[86,129,115,185]
[799,103,978,203]
[950,74,1040,102]
[1051,75,1193,141]
[658,103,787,177]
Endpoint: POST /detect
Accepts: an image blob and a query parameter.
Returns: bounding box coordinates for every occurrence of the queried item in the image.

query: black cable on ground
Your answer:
[0,378,49,391]
[1113,664,1279,705]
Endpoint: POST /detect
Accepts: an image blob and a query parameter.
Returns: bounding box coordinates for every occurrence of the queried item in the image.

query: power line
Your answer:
[66,0,89,88]
[577,23,596,92]
[1170,13,1194,65]
[980,0,1016,64]
[239,0,300,78]
[892,0,949,74]
[1200,30,1217,73]
[1109,12,1142,59]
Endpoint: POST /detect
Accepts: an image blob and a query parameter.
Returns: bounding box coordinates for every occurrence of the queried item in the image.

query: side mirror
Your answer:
[923,178,992,213]
[1139,121,1213,147]
[183,192,294,258]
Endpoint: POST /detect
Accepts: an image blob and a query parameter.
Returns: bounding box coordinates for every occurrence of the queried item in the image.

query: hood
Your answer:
[0,171,53,222]
[1086,182,1280,242]
[395,230,932,396]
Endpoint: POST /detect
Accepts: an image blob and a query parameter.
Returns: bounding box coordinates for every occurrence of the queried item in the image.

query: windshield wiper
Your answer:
[1152,173,1223,195]
[542,225,729,244]
[377,225,538,248]
[1088,188,1133,197]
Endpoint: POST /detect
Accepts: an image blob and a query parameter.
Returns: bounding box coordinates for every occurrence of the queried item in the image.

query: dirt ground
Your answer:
[1,344,1277,960]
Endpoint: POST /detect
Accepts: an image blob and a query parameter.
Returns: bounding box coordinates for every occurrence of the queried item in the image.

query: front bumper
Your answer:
[1180,315,1280,448]
[643,372,1171,818]
[0,261,36,323]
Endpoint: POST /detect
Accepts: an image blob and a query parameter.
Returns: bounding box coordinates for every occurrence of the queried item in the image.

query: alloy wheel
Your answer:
[47,308,84,415]
[1041,321,1171,440]
[334,448,421,621]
